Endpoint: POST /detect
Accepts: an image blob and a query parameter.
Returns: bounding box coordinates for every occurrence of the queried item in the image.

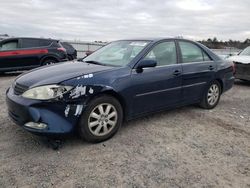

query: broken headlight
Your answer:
[22,85,73,100]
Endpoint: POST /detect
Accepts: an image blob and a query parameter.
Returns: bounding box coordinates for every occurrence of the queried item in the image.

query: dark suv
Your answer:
[61,42,77,60]
[0,37,68,72]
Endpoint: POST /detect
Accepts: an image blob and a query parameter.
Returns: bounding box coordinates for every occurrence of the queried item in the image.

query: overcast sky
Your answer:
[0,0,250,41]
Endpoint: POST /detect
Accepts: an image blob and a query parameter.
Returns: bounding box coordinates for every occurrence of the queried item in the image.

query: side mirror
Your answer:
[136,59,157,73]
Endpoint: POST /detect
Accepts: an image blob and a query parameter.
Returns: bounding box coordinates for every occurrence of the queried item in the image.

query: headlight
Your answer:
[22,85,73,100]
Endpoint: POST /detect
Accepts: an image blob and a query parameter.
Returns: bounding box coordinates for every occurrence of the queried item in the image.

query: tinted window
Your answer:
[21,39,40,48]
[39,40,52,47]
[0,40,18,51]
[21,39,52,48]
[143,41,177,66]
[179,41,210,63]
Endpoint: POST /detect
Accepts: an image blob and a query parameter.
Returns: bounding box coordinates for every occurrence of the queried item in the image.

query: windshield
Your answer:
[239,46,250,56]
[84,40,150,66]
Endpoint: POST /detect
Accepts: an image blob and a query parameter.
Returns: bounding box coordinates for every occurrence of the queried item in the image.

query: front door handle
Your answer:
[173,70,181,76]
[209,65,214,70]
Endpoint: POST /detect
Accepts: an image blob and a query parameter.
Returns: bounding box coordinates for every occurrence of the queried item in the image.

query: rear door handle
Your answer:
[209,65,214,70]
[173,70,181,76]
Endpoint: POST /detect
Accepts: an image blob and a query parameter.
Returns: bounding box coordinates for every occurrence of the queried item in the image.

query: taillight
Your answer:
[57,47,66,52]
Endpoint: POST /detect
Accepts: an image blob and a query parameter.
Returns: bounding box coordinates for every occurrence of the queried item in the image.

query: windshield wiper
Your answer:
[84,60,105,66]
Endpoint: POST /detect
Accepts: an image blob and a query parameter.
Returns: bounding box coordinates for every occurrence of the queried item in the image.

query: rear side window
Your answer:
[143,41,177,66]
[21,39,39,48]
[39,40,52,47]
[21,39,52,48]
[179,41,211,63]
[0,40,18,51]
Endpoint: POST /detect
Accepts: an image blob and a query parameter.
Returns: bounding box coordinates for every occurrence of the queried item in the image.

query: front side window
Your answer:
[143,41,177,66]
[0,40,18,51]
[84,40,149,67]
[179,41,211,63]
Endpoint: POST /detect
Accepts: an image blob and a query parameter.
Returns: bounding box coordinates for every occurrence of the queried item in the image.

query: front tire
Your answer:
[78,95,123,143]
[199,80,221,109]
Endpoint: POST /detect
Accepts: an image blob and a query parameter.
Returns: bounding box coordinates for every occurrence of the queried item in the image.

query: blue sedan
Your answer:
[6,38,235,143]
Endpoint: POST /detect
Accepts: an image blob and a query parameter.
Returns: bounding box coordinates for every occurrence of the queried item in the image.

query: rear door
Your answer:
[131,40,183,115]
[178,41,216,103]
[0,39,21,69]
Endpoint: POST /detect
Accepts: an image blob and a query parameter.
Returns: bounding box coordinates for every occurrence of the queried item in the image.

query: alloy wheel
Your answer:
[88,103,118,136]
[207,84,220,106]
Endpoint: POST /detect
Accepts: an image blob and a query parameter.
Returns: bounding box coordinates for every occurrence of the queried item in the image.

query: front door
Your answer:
[0,39,21,70]
[130,41,182,115]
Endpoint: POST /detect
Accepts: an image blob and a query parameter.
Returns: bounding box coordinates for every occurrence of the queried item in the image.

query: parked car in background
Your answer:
[61,42,77,60]
[218,54,230,59]
[0,37,68,73]
[6,38,234,143]
[227,46,250,81]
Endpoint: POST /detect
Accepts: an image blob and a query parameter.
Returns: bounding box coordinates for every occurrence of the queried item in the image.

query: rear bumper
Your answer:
[235,74,250,81]
[223,74,235,93]
[6,87,82,136]
[235,63,250,81]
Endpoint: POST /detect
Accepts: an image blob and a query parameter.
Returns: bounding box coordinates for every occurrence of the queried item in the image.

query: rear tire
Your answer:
[199,80,221,109]
[78,95,123,143]
[42,59,57,66]
[67,55,73,61]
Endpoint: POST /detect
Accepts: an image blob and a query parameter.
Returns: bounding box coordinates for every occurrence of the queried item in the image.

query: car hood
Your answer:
[15,61,115,87]
[227,55,250,64]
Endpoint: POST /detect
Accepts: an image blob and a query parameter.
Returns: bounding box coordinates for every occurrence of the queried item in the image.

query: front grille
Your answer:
[13,82,29,95]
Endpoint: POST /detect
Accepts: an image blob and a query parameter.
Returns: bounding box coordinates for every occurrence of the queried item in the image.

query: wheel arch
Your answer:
[215,78,224,93]
[40,55,60,65]
[85,89,128,120]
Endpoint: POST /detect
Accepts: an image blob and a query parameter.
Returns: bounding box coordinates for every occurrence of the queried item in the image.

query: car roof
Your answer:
[115,37,198,43]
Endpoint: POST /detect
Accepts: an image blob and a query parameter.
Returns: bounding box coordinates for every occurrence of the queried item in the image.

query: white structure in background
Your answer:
[211,47,240,56]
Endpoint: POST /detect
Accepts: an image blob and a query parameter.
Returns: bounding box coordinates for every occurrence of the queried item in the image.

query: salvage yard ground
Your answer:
[0,74,250,188]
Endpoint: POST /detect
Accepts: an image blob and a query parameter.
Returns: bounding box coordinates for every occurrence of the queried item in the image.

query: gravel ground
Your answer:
[0,74,249,188]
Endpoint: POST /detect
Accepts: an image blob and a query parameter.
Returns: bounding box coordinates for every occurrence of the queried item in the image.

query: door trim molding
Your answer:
[135,86,182,97]
[135,82,206,97]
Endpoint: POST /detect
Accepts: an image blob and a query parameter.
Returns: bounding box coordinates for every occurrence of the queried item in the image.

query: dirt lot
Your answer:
[0,74,249,188]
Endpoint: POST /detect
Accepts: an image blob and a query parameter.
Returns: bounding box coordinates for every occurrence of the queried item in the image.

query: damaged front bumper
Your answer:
[6,86,85,136]
[235,62,250,81]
